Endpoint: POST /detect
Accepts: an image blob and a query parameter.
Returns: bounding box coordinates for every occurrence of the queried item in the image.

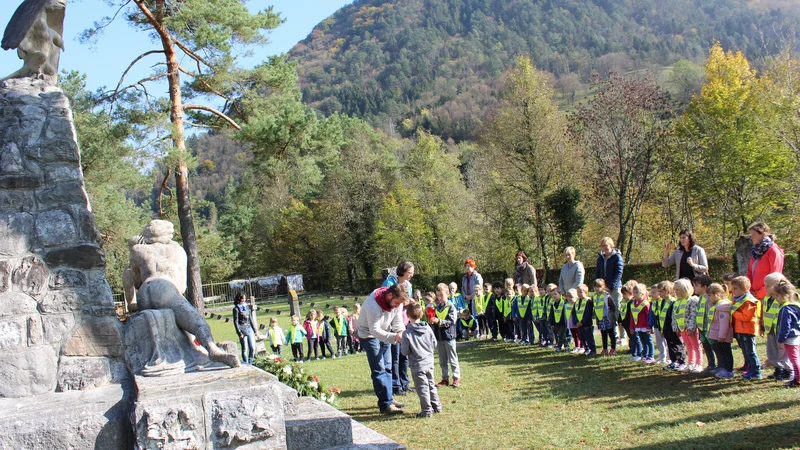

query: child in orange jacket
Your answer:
[731,276,762,380]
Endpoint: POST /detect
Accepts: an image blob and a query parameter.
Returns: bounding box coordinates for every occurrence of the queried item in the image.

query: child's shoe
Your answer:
[691,365,703,374]
[600,349,608,356]
[416,411,433,418]
[436,379,449,387]
[785,380,800,388]
[716,370,735,379]
[585,349,593,356]
[743,372,763,380]
[702,366,717,374]
[643,357,655,364]
[452,378,461,387]
[632,356,642,361]
[663,362,677,371]
[767,368,782,380]
[609,349,617,356]
[677,364,689,372]
[555,348,561,353]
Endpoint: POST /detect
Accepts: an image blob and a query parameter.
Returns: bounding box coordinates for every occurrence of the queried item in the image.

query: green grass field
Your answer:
[206,296,800,450]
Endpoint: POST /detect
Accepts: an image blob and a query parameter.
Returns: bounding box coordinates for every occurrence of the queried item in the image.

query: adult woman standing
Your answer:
[746,222,785,300]
[233,292,257,364]
[514,252,537,287]
[461,259,484,312]
[382,261,414,396]
[558,247,585,294]
[661,230,709,281]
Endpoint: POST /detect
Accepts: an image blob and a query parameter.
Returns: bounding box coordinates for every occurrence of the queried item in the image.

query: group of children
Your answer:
[419,271,800,387]
[267,304,363,362]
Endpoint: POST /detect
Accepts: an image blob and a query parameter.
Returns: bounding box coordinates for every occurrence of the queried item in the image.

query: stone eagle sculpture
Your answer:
[1,0,66,83]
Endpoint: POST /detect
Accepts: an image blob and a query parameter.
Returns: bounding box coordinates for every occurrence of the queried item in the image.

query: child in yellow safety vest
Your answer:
[549,287,570,352]
[762,273,793,381]
[576,284,596,356]
[566,287,583,353]
[649,284,668,364]
[773,280,800,388]
[659,280,687,371]
[630,283,654,363]
[593,279,617,356]
[692,275,717,373]
[502,288,516,342]
[472,285,488,339]
[673,279,701,373]
[267,317,286,355]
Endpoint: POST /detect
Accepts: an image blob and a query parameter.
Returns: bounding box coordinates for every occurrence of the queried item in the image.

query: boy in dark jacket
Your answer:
[576,285,596,356]
[330,308,350,357]
[401,302,442,417]
[430,283,460,387]
[316,310,335,359]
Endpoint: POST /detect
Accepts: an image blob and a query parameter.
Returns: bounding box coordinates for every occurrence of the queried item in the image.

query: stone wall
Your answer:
[0,78,124,398]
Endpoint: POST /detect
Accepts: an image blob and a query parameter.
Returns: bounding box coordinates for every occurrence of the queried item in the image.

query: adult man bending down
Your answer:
[357,284,408,415]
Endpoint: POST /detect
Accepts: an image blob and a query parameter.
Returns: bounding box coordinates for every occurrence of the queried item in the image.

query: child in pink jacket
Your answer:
[706,283,734,379]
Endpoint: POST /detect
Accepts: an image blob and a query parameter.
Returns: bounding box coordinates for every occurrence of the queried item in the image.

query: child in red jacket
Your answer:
[731,276,762,380]
[631,283,653,362]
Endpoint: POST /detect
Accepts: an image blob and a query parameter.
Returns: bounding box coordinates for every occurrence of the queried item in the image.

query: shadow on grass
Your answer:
[625,418,800,450]
[457,341,769,409]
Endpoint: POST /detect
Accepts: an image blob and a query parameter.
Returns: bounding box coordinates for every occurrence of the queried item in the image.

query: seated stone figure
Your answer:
[129,220,239,369]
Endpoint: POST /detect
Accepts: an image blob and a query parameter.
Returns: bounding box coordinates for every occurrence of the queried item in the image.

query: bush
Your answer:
[253,356,340,405]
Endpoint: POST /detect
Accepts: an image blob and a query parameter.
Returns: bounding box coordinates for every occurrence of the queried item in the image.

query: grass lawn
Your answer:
[206,298,800,450]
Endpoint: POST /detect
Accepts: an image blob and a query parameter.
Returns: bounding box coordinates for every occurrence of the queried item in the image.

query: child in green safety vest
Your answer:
[576,284,596,356]
[331,307,350,357]
[472,285,488,339]
[286,315,307,362]
[487,284,503,340]
[502,287,516,342]
[692,275,717,373]
[549,287,570,352]
[630,283,653,363]
[267,317,286,355]
[619,284,636,356]
[540,284,557,347]
[773,280,800,388]
[673,279,701,373]
[431,283,461,387]
[762,273,793,381]
[458,310,479,341]
[511,284,528,344]
[649,284,668,364]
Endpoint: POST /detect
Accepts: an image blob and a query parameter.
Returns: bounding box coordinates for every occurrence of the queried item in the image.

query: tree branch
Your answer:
[183,104,242,130]
[159,168,173,218]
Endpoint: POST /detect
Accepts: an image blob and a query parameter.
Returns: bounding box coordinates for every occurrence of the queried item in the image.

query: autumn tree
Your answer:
[482,56,575,275]
[676,43,796,250]
[572,74,672,263]
[84,0,282,312]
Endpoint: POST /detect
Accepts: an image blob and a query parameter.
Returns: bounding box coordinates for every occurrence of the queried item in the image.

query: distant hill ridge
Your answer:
[289,0,797,141]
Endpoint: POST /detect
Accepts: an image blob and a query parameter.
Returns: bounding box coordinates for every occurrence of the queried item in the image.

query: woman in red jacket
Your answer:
[746,222,785,300]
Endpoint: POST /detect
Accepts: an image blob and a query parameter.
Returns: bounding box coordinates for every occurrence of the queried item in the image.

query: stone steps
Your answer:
[285,397,405,450]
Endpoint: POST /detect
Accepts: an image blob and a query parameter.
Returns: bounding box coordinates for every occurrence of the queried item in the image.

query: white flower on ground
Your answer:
[283,366,292,375]
[320,393,327,402]
[327,393,335,403]
[309,381,319,389]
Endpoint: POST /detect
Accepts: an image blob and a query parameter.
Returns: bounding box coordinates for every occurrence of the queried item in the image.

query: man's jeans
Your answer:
[363,338,393,410]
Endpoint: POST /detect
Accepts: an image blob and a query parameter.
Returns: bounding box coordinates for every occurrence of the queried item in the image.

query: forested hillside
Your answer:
[290,0,795,140]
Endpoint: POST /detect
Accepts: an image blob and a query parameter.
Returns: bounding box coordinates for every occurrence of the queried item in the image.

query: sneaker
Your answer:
[664,363,677,371]
[743,372,763,380]
[585,350,593,356]
[768,369,782,380]
[452,378,461,387]
[609,349,618,356]
[432,407,442,414]
[380,405,404,415]
[691,365,703,374]
[392,399,406,408]
[436,379,449,387]
[785,380,800,388]
[781,371,796,381]
[555,348,561,353]
[633,356,642,361]
[600,349,608,356]
[716,370,735,379]
[702,366,716,374]
[677,364,689,372]
[393,389,408,397]
[644,358,655,364]
[416,411,433,418]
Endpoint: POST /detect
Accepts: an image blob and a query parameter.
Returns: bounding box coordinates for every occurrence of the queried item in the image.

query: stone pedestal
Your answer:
[132,366,291,450]
[0,78,123,398]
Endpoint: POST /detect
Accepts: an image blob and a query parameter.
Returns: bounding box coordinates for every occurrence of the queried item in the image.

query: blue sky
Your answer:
[0,0,353,92]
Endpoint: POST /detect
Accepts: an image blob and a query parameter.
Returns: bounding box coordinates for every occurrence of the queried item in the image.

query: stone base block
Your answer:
[347,420,405,450]
[285,398,352,450]
[0,383,133,450]
[133,365,291,450]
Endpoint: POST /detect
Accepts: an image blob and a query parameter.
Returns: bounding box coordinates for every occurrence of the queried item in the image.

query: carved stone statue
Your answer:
[1,0,66,83]
[128,220,239,369]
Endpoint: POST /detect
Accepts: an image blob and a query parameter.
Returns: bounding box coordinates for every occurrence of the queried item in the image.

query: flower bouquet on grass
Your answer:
[253,355,340,405]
